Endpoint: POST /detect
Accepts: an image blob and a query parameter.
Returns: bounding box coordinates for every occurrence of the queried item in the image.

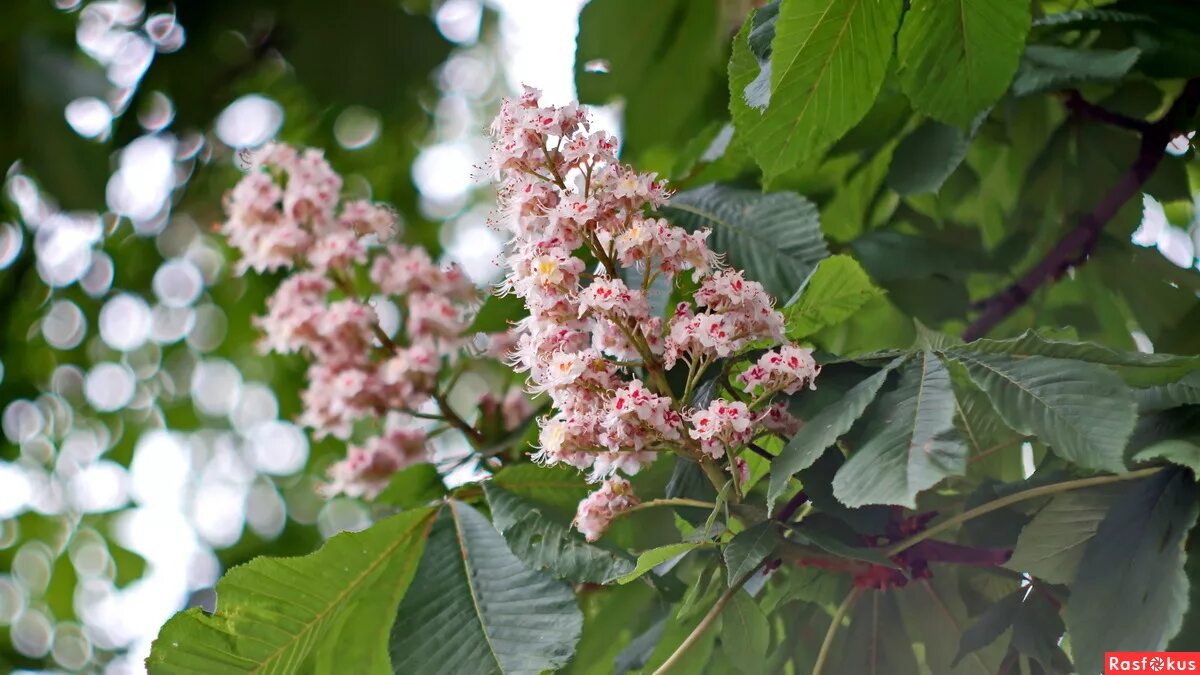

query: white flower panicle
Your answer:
[488,87,821,540]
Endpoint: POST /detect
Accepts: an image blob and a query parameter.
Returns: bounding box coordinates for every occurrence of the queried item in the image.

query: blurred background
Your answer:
[0,0,602,671]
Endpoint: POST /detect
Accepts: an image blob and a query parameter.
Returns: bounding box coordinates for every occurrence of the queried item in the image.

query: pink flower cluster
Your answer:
[573,477,639,542]
[221,143,479,497]
[488,88,820,539]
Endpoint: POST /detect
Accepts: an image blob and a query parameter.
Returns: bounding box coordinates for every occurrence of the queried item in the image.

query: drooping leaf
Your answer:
[389,502,582,674]
[768,356,906,511]
[1066,468,1200,675]
[1011,45,1141,97]
[147,508,436,675]
[1010,590,1071,672]
[945,350,1137,472]
[823,591,920,675]
[617,542,705,585]
[960,330,1200,386]
[564,584,657,675]
[953,590,1021,666]
[897,0,1031,127]
[734,0,903,177]
[665,183,828,300]
[723,521,781,586]
[887,119,973,195]
[483,483,634,584]
[897,575,1009,675]
[833,352,967,508]
[1133,440,1200,477]
[1004,482,1131,584]
[1136,371,1200,412]
[781,255,884,340]
[720,591,770,675]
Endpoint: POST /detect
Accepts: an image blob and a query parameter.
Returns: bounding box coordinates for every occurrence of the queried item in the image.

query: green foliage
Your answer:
[720,592,770,675]
[722,522,780,585]
[780,255,884,340]
[616,542,705,585]
[664,183,828,300]
[896,0,1031,127]
[389,501,583,675]
[147,508,435,674]
[1004,483,1130,584]
[1067,469,1200,674]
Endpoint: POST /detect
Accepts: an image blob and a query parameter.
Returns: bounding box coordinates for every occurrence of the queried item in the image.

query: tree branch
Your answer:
[1061,89,1151,133]
[963,78,1200,342]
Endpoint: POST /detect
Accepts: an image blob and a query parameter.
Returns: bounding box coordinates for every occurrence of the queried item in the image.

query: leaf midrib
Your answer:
[248,510,435,674]
[450,500,505,672]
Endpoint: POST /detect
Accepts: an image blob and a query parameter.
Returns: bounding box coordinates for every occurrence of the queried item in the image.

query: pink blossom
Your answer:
[738,344,821,395]
[321,423,429,499]
[573,477,639,542]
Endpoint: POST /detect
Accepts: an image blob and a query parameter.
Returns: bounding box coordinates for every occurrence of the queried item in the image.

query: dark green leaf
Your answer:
[723,521,781,586]
[1010,590,1069,671]
[483,484,634,584]
[833,353,967,508]
[824,591,920,675]
[1137,371,1200,412]
[721,591,770,675]
[897,576,1009,674]
[768,356,906,511]
[897,0,1031,127]
[1066,468,1200,674]
[390,501,582,674]
[954,591,1021,666]
[959,330,1200,386]
[1011,46,1141,97]
[734,0,903,177]
[887,119,973,195]
[781,255,884,340]
[664,183,828,300]
[1004,483,1131,584]
[945,350,1137,472]
[147,508,436,674]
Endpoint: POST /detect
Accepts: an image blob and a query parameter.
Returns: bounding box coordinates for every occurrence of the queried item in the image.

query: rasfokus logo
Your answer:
[1106,653,1200,673]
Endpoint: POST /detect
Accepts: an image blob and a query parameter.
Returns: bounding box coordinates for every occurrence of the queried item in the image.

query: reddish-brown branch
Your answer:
[963,78,1200,342]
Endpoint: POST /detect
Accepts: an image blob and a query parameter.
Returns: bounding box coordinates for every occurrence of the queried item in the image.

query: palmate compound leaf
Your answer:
[832,352,968,508]
[1003,482,1132,584]
[767,356,907,512]
[483,483,634,584]
[722,521,782,586]
[896,0,1031,128]
[146,508,437,675]
[944,349,1137,472]
[1067,468,1200,675]
[389,501,583,675]
[664,183,828,301]
[732,0,902,178]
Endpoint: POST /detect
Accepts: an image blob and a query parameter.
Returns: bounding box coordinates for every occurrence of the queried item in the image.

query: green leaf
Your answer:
[833,353,967,508]
[945,350,1137,472]
[617,542,704,585]
[887,119,972,195]
[1066,468,1200,675]
[896,575,1009,675]
[960,330,1200,386]
[483,483,634,584]
[665,183,828,300]
[575,0,724,154]
[897,0,1031,127]
[390,501,582,674]
[781,255,884,340]
[721,591,770,675]
[1004,483,1130,584]
[734,0,903,177]
[490,464,590,520]
[467,293,525,334]
[373,463,446,509]
[768,357,906,511]
[1136,371,1200,412]
[953,590,1021,666]
[1011,45,1141,97]
[824,591,920,675]
[1133,440,1200,476]
[723,521,781,586]
[147,508,436,674]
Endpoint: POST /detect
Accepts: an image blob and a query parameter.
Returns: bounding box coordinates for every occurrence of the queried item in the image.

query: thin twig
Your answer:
[620,498,718,516]
[812,587,862,675]
[963,78,1200,341]
[652,562,761,675]
[1062,89,1151,132]
[883,467,1162,557]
